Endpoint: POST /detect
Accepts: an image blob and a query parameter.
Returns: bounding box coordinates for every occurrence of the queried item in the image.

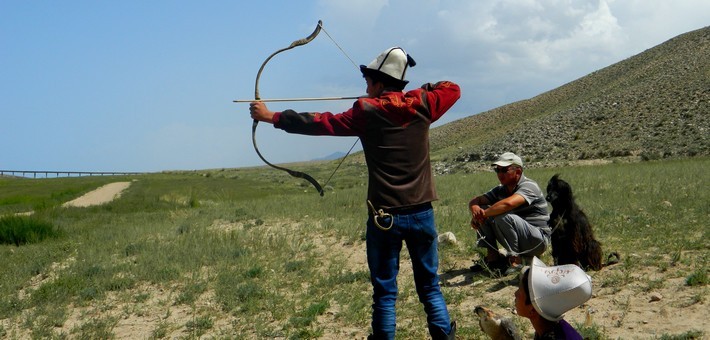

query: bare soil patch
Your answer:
[62,181,133,208]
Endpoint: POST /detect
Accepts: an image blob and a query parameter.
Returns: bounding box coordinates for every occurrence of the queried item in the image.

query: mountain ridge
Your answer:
[421,25,710,173]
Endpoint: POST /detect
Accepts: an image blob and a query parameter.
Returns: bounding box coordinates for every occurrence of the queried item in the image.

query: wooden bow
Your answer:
[252,20,326,196]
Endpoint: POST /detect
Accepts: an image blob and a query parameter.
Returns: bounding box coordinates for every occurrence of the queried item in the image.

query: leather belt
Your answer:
[384,202,432,215]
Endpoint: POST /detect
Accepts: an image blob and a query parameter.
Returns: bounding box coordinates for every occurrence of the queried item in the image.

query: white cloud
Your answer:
[315,0,706,94]
[577,0,622,42]
[606,0,710,50]
[507,0,625,71]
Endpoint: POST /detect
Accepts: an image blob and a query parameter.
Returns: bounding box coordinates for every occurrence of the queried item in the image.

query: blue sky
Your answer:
[1,1,708,173]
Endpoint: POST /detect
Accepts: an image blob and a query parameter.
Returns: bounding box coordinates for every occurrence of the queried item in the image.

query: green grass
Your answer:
[0,158,708,338]
[0,215,61,246]
[655,330,705,340]
[0,176,123,214]
[686,268,708,287]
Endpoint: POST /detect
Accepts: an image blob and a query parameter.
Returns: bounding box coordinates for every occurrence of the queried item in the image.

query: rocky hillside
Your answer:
[427,26,709,173]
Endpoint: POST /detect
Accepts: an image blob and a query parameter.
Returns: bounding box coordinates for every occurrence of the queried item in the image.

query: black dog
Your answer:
[545,174,606,271]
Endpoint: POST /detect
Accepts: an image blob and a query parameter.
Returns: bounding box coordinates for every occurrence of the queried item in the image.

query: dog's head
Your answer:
[546,174,573,207]
[474,306,520,340]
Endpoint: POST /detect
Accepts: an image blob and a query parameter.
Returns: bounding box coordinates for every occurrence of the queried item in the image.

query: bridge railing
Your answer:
[0,170,145,179]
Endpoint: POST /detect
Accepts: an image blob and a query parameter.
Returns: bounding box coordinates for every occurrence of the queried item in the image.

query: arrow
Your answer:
[233,96,361,103]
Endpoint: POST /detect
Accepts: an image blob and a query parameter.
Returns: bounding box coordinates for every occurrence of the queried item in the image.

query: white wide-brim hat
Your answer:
[525,257,592,321]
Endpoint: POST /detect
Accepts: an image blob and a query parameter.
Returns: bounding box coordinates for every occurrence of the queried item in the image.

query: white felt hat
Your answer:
[360,47,415,86]
[526,257,592,321]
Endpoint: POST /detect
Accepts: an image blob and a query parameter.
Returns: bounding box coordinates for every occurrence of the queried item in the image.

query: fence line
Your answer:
[0,170,145,179]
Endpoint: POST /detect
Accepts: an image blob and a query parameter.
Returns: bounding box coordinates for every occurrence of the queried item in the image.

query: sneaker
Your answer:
[504,263,524,276]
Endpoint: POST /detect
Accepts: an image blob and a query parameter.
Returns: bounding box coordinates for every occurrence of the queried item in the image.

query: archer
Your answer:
[250,46,460,340]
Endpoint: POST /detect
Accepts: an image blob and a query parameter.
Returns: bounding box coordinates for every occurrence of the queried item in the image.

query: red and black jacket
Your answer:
[273,81,460,210]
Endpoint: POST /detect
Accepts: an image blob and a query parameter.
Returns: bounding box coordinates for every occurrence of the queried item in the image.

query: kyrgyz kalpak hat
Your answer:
[524,257,592,321]
[360,47,416,87]
[492,152,523,167]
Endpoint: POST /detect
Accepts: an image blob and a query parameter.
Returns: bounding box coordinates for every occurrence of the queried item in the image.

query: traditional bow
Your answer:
[251,20,357,196]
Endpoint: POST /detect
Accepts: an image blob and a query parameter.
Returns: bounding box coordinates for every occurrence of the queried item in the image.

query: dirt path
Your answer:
[62,181,132,208]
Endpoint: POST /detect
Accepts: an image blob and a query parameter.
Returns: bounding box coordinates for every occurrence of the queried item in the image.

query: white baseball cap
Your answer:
[360,47,416,86]
[492,152,523,167]
[525,257,592,321]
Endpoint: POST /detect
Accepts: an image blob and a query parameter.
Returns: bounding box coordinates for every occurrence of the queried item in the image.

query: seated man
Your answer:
[515,257,592,339]
[468,152,550,273]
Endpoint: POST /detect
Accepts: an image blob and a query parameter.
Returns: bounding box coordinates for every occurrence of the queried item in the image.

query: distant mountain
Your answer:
[418,26,709,173]
[313,151,348,161]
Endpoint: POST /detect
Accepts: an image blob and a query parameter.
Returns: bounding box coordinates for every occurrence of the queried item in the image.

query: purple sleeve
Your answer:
[557,320,583,340]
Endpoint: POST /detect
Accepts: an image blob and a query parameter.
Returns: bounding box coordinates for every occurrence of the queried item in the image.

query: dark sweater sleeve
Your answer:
[273,106,363,137]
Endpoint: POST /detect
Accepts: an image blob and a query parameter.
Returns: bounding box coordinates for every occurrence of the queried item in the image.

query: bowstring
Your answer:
[317,22,361,190]
[318,22,359,69]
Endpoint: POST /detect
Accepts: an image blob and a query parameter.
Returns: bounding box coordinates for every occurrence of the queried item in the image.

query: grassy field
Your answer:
[0,158,708,339]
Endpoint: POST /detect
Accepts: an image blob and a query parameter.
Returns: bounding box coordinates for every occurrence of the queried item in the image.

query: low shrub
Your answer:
[0,215,60,246]
[686,269,707,287]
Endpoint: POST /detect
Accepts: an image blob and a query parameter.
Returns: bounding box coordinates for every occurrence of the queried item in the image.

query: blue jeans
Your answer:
[477,213,548,258]
[366,206,451,339]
